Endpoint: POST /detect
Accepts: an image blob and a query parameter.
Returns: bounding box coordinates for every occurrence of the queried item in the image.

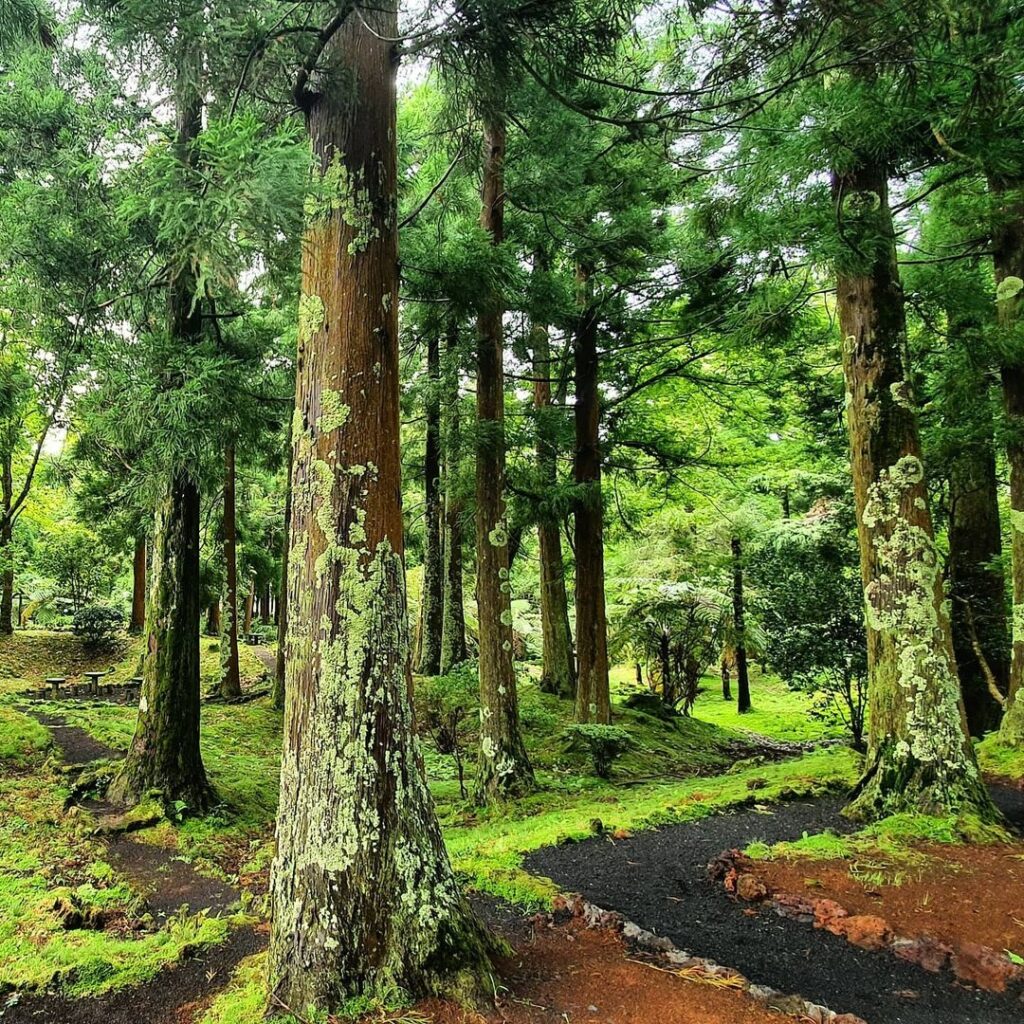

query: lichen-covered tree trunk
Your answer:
[129,534,146,634]
[415,329,443,675]
[108,60,211,814]
[220,442,242,698]
[532,324,575,698]
[109,470,212,810]
[272,426,292,712]
[946,311,1007,736]
[732,537,751,714]
[834,162,991,820]
[991,175,1024,745]
[473,115,535,799]
[573,269,611,724]
[440,325,468,674]
[267,7,493,1012]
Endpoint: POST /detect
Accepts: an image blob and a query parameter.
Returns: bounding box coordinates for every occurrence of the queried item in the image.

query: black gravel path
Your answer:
[526,792,1024,1024]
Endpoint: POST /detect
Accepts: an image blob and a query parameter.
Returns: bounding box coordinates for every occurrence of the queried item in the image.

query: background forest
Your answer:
[1,1,1024,1022]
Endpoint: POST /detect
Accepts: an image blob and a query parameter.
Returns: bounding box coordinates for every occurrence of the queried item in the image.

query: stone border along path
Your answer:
[1,713,263,1024]
[525,790,1024,1024]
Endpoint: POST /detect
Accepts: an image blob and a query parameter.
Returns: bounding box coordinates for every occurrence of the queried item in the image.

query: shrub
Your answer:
[418,663,480,798]
[72,605,124,647]
[564,723,633,779]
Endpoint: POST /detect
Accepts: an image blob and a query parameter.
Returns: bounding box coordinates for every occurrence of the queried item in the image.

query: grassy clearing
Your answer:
[687,666,847,744]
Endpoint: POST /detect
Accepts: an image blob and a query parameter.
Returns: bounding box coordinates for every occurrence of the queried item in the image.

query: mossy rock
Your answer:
[623,692,679,721]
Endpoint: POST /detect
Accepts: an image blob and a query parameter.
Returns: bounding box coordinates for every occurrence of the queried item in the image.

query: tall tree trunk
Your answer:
[220,443,242,698]
[573,268,611,724]
[732,537,751,714]
[273,424,292,712]
[130,534,146,634]
[834,161,990,819]
[108,58,211,813]
[991,175,1024,745]
[473,114,534,799]
[0,452,14,635]
[946,313,1007,736]
[440,325,468,673]
[416,329,444,674]
[268,6,491,1011]
[533,324,575,698]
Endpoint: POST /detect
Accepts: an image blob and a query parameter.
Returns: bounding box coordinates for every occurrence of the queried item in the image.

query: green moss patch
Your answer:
[977,734,1024,784]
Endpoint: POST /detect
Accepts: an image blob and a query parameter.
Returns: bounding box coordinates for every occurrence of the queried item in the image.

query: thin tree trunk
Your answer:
[0,452,14,635]
[108,56,211,813]
[473,114,534,799]
[206,597,221,637]
[440,324,468,673]
[946,311,1007,736]
[268,6,491,1010]
[573,267,611,724]
[220,443,242,698]
[273,424,292,712]
[733,537,751,714]
[721,658,731,701]
[834,161,990,819]
[991,175,1024,745]
[533,323,575,698]
[242,581,254,635]
[130,534,146,634]
[416,329,443,675]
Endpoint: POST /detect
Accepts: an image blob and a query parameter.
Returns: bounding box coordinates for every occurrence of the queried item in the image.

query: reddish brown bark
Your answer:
[533,324,575,699]
[268,5,491,1009]
[573,267,611,724]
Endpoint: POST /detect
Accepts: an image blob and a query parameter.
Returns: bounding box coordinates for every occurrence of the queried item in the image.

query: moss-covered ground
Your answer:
[0,630,862,1013]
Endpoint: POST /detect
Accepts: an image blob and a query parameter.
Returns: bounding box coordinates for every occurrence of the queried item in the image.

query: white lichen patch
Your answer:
[890,380,912,409]
[859,453,978,794]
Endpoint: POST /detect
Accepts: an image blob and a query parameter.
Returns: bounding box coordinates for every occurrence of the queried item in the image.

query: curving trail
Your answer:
[526,789,1024,1024]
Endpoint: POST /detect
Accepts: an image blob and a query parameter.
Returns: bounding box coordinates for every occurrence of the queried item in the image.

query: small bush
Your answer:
[72,606,124,647]
[418,663,480,798]
[564,723,633,779]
